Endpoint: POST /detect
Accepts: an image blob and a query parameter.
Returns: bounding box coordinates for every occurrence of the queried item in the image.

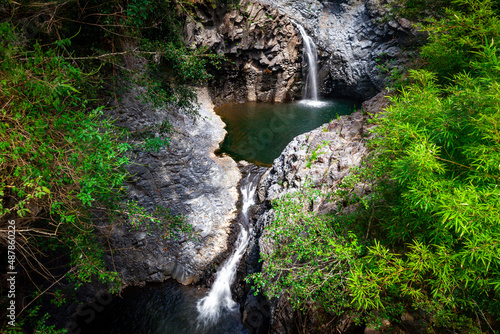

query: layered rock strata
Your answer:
[257,0,416,100]
[185,0,302,104]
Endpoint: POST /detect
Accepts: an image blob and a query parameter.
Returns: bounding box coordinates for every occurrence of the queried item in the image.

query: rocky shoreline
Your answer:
[231,90,389,334]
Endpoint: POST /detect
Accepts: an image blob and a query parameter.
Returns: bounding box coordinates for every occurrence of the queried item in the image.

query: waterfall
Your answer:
[296,24,327,107]
[197,171,260,326]
[296,24,319,101]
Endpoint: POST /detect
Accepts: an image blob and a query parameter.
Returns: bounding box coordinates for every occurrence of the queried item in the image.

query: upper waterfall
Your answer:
[296,24,320,102]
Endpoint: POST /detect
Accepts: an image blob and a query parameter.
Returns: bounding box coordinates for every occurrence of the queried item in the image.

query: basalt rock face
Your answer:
[255,91,390,333]
[189,0,417,103]
[184,0,302,104]
[256,0,417,100]
[103,88,241,286]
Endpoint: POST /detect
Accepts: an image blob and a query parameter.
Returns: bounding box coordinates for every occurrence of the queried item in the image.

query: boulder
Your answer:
[255,91,390,333]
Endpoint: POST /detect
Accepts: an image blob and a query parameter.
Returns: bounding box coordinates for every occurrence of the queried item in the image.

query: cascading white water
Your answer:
[297,24,319,101]
[197,172,259,326]
[296,24,328,107]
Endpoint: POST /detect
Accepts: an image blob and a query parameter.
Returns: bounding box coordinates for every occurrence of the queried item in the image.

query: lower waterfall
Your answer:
[197,171,260,325]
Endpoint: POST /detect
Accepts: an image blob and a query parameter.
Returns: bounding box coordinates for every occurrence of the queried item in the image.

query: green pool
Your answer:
[215,99,359,166]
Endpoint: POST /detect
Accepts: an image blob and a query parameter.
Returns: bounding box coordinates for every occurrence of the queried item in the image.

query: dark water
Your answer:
[77,282,248,334]
[215,99,359,166]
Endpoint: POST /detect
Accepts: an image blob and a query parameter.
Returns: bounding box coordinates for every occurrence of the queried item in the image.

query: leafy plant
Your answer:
[250,179,362,315]
[305,141,329,168]
[349,1,500,329]
[252,0,500,331]
[1,0,220,331]
[0,23,129,290]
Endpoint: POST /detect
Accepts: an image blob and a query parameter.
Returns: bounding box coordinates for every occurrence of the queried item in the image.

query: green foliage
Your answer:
[138,40,223,113]
[152,206,196,241]
[1,0,216,331]
[31,310,67,334]
[375,58,407,92]
[350,1,500,330]
[1,305,67,334]
[122,0,225,112]
[305,141,329,168]
[253,0,500,331]
[420,0,500,82]
[49,290,66,308]
[355,47,500,329]
[2,0,213,286]
[250,180,362,315]
[391,0,449,20]
[126,202,197,241]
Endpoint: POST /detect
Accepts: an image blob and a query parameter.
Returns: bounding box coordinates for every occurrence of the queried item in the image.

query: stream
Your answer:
[197,171,260,326]
[77,24,357,334]
[79,170,261,334]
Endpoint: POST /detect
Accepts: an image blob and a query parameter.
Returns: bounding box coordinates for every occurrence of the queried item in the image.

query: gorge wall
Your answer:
[258,0,415,100]
[185,0,415,105]
[102,88,241,286]
[185,1,302,104]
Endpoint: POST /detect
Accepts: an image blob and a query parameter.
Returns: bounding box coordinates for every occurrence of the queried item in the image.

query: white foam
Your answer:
[197,173,259,325]
[298,99,330,108]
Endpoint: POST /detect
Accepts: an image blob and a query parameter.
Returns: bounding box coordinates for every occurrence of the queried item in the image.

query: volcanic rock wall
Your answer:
[187,0,415,103]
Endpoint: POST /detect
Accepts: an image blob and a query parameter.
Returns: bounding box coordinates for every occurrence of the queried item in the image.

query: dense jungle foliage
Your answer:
[252,0,500,332]
[0,0,224,331]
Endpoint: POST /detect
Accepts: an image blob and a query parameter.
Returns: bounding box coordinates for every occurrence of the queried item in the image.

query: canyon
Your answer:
[73,0,414,332]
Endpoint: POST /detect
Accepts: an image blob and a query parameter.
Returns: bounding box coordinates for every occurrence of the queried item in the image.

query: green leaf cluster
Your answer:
[0,22,129,290]
[250,180,362,315]
[253,0,500,331]
[420,0,500,83]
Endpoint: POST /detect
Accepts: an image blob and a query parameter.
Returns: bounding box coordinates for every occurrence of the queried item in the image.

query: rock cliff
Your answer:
[185,0,416,104]
[99,0,406,291]
[185,0,302,104]
[253,91,390,333]
[256,0,415,100]
[102,88,241,286]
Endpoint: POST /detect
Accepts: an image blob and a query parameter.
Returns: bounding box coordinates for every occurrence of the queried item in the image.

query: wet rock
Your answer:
[184,0,302,105]
[103,87,241,286]
[253,0,420,100]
